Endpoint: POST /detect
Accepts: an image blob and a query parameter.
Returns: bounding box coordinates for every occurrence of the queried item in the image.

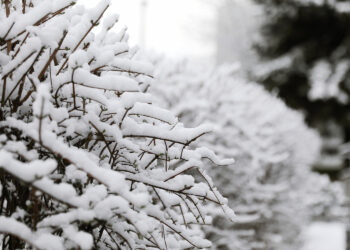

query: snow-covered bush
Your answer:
[151,59,345,250]
[0,1,234,249]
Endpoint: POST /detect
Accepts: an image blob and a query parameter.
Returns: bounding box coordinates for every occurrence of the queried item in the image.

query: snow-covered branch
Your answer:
[0,1,234,249]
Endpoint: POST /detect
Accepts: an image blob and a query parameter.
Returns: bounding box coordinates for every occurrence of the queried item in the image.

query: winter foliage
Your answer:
[0,1,235,249]
[151,59,346,250]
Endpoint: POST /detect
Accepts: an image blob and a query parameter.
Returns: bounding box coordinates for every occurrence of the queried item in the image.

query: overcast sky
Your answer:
[78,0,261,65]
[79,0,215,59]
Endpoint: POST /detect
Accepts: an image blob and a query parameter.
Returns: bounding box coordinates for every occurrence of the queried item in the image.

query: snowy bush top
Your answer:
[0,1,234,249]
[152,60,321,168]
[151,58,345,250]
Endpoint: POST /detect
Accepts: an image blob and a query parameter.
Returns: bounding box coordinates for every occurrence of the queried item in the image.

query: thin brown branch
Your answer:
[149,215,197,248]
[89,121,113,157]
[2,22,14,41]
[38,30,67,81]
[56,4,110,75]
[5,0,10,17]
[12,32,29,59]
[2,77,7,107]
[164,166,195,182]
[119,107,131,128]
[22,0,26,14]
[38,96,45,145]
[2,51,36,79]
[4,48,44,105]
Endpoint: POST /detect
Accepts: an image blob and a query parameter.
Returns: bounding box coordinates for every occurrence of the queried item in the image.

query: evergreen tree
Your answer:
[253,0,350,173]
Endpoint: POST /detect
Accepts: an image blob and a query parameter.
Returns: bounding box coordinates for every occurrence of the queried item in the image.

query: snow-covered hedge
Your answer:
[0,1,235,249]
[151,59,345,250]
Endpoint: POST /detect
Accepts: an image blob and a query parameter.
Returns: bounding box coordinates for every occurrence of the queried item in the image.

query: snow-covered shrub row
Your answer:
[151,59,345,250]
[0,1,235,249]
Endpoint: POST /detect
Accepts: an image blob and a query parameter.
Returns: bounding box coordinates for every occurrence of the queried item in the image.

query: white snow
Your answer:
[302,222,346,250]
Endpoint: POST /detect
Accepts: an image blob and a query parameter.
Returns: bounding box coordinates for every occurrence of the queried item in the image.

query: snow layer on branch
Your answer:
[0,150,56,182]
[0,216,64,250]
[73,68,139,92]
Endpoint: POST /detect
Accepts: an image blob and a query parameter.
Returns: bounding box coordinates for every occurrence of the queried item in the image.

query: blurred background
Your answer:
[80,0,350,249]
